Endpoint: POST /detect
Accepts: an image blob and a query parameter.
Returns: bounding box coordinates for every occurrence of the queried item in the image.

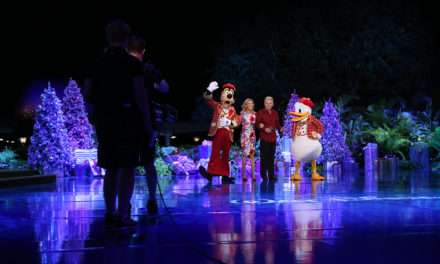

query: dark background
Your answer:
[2,0,440,133]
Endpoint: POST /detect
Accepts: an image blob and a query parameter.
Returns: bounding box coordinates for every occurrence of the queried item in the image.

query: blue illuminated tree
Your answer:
[319,99,353,163]
[274,92,299,160]
[62,79,94,149]
[275,131,283,161]
[283,92,299,138]
[28,83,74,175]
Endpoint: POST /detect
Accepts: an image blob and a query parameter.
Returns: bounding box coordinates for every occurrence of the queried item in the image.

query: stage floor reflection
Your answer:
[1,170,440,263]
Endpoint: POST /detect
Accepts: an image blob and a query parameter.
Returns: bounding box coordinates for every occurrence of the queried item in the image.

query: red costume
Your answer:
[289,97,326,181]
[291,115,324,139]
[291,97,324,139]
[201,82,240,179]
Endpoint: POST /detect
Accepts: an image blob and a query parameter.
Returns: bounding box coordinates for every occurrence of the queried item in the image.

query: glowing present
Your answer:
[409,142,429,170]
[161,146,178,156]
[281,136,291,153]
[73,149,103,176]
[165,154,197,175]
[74,149,97,164]
[325,161,342,182]
[378,156,399,181]
[363,143,378,171]
[198,140,212,159]
[281,151,291,162]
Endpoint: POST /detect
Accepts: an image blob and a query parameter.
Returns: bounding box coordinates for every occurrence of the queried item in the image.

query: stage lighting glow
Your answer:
[230,195,440,205]
[194,137,200,142]
[329,195,440,202]
[230,199,276,204]
[19,137,27,144]
[171,135,176,139]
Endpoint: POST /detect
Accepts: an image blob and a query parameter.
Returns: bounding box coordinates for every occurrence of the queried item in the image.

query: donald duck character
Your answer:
[289,97,325,181]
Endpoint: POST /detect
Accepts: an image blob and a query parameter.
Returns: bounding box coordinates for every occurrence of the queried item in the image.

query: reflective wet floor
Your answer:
[1,169,440,264]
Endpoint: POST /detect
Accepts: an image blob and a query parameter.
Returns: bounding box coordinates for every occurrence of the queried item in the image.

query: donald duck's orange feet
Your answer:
[291,173,302,181]
[311,173,324,181]
[311,160,324,181]
[291,161,302,181]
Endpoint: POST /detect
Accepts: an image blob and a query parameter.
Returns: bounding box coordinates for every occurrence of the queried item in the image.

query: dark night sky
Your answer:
[3,1,268,123]
[3,0,440,129]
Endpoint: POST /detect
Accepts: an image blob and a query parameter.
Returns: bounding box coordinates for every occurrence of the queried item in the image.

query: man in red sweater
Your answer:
[256,96,282,181]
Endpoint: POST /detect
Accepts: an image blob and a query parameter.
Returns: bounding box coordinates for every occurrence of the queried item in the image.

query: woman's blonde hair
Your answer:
[242,98,254,112]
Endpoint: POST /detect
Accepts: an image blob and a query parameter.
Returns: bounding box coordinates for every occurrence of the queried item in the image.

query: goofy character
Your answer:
[199,81,240,184]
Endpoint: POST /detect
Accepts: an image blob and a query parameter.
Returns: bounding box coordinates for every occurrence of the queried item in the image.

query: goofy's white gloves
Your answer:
[207,81,219,93]
[219,117,232,128]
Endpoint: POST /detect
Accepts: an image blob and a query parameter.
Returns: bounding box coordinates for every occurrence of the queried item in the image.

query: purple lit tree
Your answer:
[62,79,94,149]
[28,83,74,175]
[283,92,299,138]
[319,99,353,163]
[276,92,299,160]
[275,131,283,161]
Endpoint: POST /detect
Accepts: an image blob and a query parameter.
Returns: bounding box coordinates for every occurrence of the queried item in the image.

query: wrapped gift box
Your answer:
[198,140,212,159]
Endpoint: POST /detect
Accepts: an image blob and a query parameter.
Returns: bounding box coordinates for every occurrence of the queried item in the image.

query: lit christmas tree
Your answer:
[28,83,74,175]
[277,92,299,162]
[62,79,94,149]
[319,99,353,163]
[275,131,283,161]
[282,92,299,138]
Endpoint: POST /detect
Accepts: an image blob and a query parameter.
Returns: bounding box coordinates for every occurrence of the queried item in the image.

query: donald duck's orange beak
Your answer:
[289,111,310,122]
